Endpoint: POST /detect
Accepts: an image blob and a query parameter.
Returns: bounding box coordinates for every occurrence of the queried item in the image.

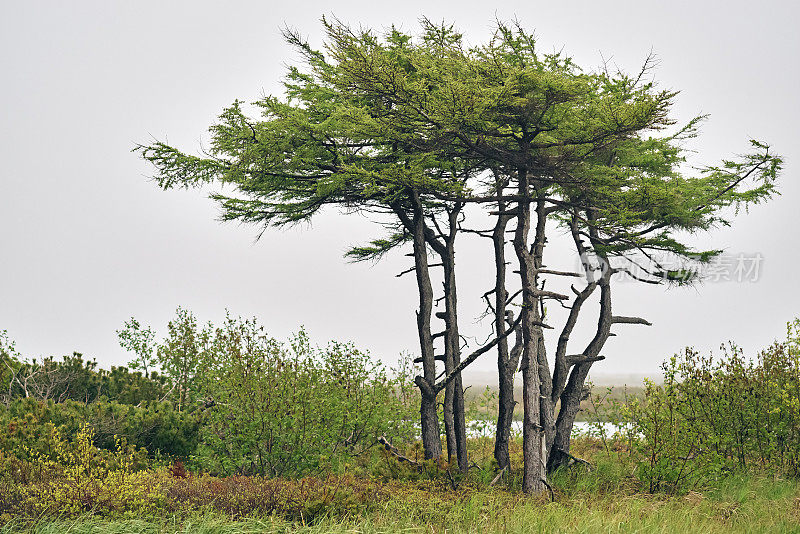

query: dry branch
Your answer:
[378,436,421,469]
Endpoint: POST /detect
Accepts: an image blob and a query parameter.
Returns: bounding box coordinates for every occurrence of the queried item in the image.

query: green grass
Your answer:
[3,474,798,533]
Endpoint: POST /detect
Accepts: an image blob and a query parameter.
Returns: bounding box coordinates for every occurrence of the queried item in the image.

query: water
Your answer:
[406,420,631,439]
[465,420,628,438]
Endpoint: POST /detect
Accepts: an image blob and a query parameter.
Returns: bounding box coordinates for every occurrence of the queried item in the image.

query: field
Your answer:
[5,486,800,533]
[463,384,646,423]
[3,435,800,533]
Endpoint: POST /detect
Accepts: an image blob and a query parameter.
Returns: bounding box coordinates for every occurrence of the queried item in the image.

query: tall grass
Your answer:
[3,474,798,533]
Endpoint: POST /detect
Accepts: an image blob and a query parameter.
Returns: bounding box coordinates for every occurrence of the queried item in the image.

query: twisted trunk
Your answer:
[491,178,522,470]
[403,195,442,460]
[548,211,613,471]
[513,170,547,494]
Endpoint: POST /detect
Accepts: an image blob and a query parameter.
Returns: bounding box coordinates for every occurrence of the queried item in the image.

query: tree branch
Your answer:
[433,312,524,393]
[611,316,652,326]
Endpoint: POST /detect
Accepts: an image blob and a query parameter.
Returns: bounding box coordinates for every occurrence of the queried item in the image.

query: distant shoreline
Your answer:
[462,372,660,389]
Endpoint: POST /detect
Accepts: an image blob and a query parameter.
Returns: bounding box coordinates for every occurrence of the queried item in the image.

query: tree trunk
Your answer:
[443,255,468,471]
[548,284,610,470]
[548,213,613,471]
[406,195,442,460]
[492,204,521,471]
[495,313,522,470]
[513,171,547,494]
[532,199,556,455]
[443,373,457,464]
[444,208,468,473]
[549,363,593,470]
[424,205,468,472]
[547,279,597,470]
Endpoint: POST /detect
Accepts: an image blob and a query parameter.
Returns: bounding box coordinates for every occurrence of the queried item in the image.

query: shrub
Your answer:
[590,318,800,493]
[195,316,417,477]
[118,307,205,411]
[1,330,168,407]
[0,423,166,520]
[0,397,200,462]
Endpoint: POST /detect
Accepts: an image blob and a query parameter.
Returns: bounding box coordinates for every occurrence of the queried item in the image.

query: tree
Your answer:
[118,307,207,411]
[137,19,781,493]
[321,20,779,490]
[136,24,502,471]
[117,317,158,378]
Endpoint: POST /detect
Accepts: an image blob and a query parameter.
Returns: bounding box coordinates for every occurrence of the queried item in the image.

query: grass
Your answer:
[2,436,799,533]
[464,385,646,423]
[2,458,799,532]
[2,476,799,533]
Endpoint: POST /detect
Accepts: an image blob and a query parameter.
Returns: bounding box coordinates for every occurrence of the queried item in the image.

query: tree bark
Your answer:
[404,194,442,460]
[547,211,613,471]
[443,228,468,472]
[492,190,522,470]
[443,339,457,465]
[513,170,547,494]
[495,309,522,470]
[532,199,557,455]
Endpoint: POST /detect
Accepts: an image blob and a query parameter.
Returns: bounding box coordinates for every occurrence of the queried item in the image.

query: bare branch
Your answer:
[611,316,652,326]
[413,354,447,364]
[490,466,507,486]
[396,263,443,278]
[538,268,583,278]
[434,312,524,393]
[533,289,570,301]
[567,354,606,366]
[378,436,421,469]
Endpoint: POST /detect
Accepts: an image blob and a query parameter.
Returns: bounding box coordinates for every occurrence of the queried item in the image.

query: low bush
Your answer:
[1,331,168,406]
[0,423,162,521]
[589,318,800,493]
[195,317,417,477]
[2,311,417,478]
[1,433,395,522]
[0,397,200,462]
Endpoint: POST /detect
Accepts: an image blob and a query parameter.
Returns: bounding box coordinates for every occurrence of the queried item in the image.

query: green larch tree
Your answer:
[137,18,781,493]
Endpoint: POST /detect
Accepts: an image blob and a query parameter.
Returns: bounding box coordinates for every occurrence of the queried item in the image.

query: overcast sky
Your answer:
[2,0,798,383]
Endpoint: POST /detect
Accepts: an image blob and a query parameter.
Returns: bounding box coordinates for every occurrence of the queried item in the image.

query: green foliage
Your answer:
[0,397,200,463]
[133,21,745,264]
[4,310,418,482]
[156,308,206,411]
[589,319,800,493]
[118,307,206,411]
[116,318,158,378]
[1,349,167,406]
[0,423,164,520]
[196,315,417,477]
[0,327,201,466]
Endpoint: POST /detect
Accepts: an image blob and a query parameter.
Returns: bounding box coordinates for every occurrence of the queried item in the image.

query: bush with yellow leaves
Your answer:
[1,423,167,519]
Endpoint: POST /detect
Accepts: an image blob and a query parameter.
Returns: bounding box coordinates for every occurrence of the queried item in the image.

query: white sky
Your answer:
[1,0,798,383]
